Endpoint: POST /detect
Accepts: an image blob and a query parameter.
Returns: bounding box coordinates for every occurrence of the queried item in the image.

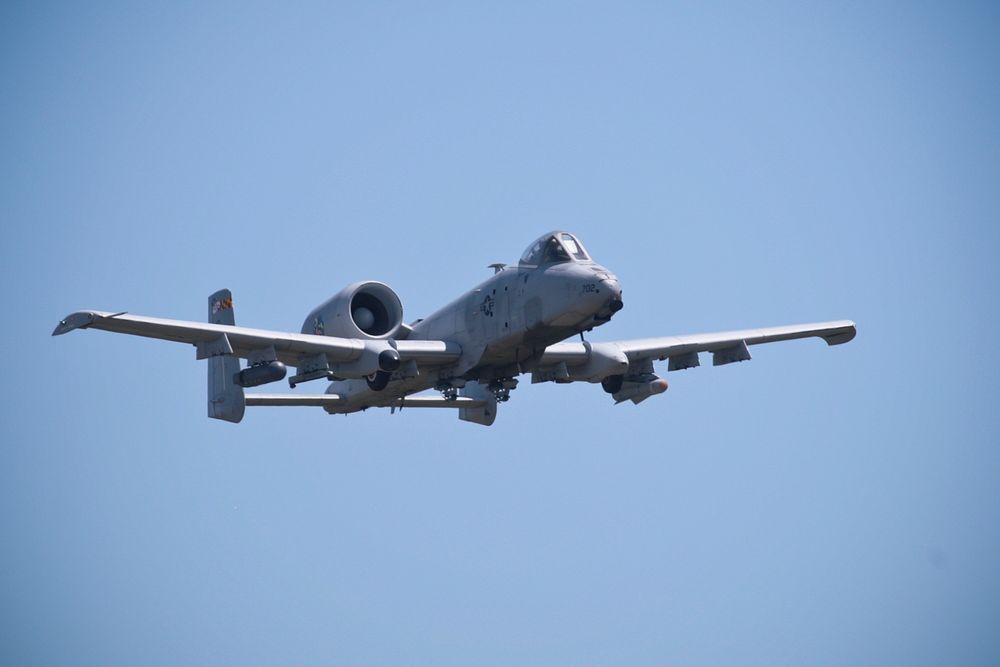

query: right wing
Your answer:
[52,310,461,372]
[53,293,471,424]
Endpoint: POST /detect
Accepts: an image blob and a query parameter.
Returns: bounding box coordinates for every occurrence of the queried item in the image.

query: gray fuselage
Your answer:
[325,250,623,411]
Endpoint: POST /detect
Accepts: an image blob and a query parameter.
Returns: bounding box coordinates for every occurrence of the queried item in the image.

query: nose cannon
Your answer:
[592,272,624,322]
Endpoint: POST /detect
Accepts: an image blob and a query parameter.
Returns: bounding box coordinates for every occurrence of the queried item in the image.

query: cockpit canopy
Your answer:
[519,232,592,266]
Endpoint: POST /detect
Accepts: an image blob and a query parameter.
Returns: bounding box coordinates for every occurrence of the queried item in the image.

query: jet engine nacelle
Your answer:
[302,281,404,341]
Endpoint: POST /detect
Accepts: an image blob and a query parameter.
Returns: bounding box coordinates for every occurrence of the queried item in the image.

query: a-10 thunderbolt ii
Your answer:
[53,231,856,426]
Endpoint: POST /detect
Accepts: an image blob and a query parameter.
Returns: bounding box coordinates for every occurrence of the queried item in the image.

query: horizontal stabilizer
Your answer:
[244,394,488,409]
[393,396,489,409]
[246,394,345,407]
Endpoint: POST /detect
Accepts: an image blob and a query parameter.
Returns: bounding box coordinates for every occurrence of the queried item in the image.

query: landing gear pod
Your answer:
[366,371,391,391]
[378,348,401,372]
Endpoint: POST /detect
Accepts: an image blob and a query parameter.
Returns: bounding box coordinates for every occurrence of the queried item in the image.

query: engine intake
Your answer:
[302,281,404,341]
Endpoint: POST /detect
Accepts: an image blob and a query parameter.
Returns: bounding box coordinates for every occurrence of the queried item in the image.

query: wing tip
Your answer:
[823,320,857,346]
[52,311,97,336]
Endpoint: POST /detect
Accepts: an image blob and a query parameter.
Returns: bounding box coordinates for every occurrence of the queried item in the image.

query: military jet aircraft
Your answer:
[53,231,855,426]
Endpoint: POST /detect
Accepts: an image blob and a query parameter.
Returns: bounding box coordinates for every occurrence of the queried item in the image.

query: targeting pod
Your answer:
[613,378,668,405]
[235,360,287,388]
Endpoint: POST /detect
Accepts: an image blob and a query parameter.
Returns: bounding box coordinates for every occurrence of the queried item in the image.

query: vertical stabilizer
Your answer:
[459,381,497,426]
[207,289,245,423]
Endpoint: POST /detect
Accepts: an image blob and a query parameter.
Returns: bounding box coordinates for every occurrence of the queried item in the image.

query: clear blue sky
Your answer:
[2,2,998,664]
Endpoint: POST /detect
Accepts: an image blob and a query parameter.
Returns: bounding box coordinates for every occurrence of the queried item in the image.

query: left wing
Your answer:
[535,320,856,403]
[613,319,856,366]
[541,320,855,367]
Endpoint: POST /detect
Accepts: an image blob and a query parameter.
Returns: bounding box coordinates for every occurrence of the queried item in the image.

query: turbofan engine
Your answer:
[301,281,404,340]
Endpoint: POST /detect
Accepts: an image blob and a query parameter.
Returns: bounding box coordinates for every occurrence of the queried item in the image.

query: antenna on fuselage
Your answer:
[488,263,506,274]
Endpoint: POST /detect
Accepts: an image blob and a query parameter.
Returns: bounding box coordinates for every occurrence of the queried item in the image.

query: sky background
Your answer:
[2,2,999,664]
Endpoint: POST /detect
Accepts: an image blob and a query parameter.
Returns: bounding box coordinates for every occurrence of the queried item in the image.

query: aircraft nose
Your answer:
[588,270,623,321]
[600,275,623,310]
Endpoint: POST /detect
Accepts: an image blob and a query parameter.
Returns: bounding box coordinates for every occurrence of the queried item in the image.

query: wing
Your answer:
[538,320,856,376]
[52,310,461,373]
[613,319,856,367]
